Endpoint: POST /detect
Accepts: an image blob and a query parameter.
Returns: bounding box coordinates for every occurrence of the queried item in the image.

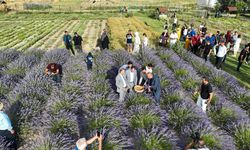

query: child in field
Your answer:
[86,52,94,70]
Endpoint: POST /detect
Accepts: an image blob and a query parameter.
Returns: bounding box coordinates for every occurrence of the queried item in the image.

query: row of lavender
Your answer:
[0,49,70,148]
[142,49,237,149]
[111,51,180,149]
[154,47,250,150]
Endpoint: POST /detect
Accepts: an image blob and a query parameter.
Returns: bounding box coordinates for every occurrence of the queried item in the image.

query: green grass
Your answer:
[210,55,250,88]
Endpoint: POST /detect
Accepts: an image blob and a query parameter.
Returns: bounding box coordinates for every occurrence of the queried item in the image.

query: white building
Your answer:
[197,0,218,8]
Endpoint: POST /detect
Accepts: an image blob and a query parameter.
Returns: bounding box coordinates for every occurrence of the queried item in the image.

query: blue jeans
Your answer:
[52,74,62,83]
[153,90,161,104]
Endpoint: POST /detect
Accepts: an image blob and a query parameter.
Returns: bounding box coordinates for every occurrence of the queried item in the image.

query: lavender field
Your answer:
[0,47,249,150]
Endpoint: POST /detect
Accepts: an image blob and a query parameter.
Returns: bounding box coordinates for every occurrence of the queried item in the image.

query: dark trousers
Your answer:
[246,54,250,62]
[87,64,92,70]
[65,43,75,55]
[74,45,82,53]
[237,61,243,71]
[203,54,209,62]
[223,54,227,62]
[52,74,62,83]
[0,130,17,150]
[191,45,198,54]
[153,90,161,104]
[216,56,224,69]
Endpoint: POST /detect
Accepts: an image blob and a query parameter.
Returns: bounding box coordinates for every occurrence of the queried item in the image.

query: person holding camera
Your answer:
[194,76,213,113]
[185,132,209,150]
[44,63,63,83]
[76,133,103,150]
[0,102,17,149]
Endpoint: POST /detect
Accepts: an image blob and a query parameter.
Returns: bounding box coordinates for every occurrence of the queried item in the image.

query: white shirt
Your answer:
[130,71,134,82]
[170,33,178,44]
[235,38,241,46]
[120,74,127,87]
[143,37,148,47]
[76,138,87,150]
[216,45,227,57]
[146,66,152,73]
[183,29,188,36]
[173,18,177,24]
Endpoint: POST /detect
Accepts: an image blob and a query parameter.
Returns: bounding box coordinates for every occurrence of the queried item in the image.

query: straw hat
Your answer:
[134,85,144,93]
[0,102,3,111]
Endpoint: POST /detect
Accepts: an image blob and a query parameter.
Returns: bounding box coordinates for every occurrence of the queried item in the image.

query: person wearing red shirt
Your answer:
[44,63,62,83]
[191,34,201,54]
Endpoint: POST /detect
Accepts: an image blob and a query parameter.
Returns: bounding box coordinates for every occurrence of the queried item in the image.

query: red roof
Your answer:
[226,6,237,12]
[157,7,168,14]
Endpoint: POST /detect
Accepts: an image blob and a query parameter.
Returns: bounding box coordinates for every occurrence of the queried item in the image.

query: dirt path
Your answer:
[82,20,107,52]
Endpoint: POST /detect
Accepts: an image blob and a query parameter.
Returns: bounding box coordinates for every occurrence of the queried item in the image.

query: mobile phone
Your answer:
[97,131,100,137]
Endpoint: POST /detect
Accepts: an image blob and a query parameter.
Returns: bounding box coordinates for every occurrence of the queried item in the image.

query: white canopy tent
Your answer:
[197,0,218,8]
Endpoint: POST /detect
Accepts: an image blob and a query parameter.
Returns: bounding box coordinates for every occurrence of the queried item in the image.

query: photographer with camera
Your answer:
[76,131,103,150]
[185,132,209,150]
[44,63,62,83]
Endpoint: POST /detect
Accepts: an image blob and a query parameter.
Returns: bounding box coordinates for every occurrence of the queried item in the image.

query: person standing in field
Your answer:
[100,29,110,50]
[86,52,94,70]
[191,33,201,54]
[215,41,227,69]
[125,66,138,92]
[116,68,129,102]
[203,41,212,62]
[0,102,17,149]
[73,32,83,53]
[133,32,141,54]
[237,45,249,72]
[195,77,213,113]
[142,33,148,50]
[233,34,242,57]
[63,31,75,55]
[126,30,133,53]
[169,30,178,47]
[138,66,147,86]
[146,73,161,104]
[172,13,178,30]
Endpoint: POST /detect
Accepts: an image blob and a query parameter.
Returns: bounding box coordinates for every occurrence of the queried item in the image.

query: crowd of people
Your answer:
[115,61,161,103]
[125,30,149,54]
[63,29,110,55]
[158,14,250,72]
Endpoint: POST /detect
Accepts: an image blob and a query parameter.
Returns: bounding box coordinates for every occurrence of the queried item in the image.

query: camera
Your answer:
[191,132,201,143]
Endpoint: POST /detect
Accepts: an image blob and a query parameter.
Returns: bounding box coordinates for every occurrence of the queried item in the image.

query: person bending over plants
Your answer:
[44,63,62,83]
[185,132,209,150]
